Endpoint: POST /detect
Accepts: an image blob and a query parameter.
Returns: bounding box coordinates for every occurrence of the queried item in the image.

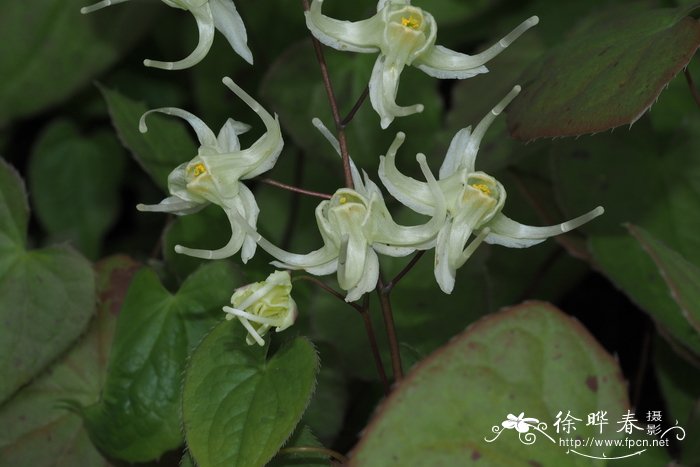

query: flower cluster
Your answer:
[88,0,605,341]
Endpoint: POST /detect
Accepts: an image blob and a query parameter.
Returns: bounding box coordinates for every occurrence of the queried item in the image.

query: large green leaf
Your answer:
[29,120,125,259]
[0,158,95,403]
[0,0,153,126]
[100,84,197,191]
[0,255,138,467]
[551,117,700,356]
[628,224,700,334]
[351,302,629,466]
[82,261,238,463]
[183,319,319,467]
[507,5,700,141]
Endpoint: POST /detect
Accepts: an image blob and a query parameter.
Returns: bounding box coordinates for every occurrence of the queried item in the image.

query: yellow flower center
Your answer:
[339,196,347,204]
[401,15,420,29]
[471,183,491,195]
[190,163,207,177]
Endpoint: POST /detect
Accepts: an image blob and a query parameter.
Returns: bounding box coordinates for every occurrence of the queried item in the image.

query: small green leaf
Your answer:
[0,158,95,404]
[351,302,629,466]
[99,84,197,191]
[183,319,319,467]
[628,224,700,334]
[82,261,238,463]
[29,120,125,258]
[268,425,330,467]
[0,0,154,126]
[507,5,700,140]
[0,255,138,467]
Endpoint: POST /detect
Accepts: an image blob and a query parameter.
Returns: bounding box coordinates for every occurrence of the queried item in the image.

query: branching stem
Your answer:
[257,177,332,200]
[302,0,354,189]
[278,446,349,464]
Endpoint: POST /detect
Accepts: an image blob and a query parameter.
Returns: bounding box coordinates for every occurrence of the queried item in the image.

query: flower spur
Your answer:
[378,85,604,293]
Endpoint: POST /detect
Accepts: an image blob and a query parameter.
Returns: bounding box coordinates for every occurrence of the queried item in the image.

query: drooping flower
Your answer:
[137,77,283,262]
[233,120,446,302]
[223,270,297,346]
[379,85,604,293]
[81,0,252,69]
[305,0,538,128]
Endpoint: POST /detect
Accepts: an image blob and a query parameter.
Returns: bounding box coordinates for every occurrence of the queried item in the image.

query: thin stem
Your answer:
[294,275,390,392]
[376,279,403,381]
[340,86,370,127]
[385,250,425,292]
[684,68,700,109]
[281,151,306,249]
[257,177,332,200]
[361,295,390,394]
[294,275,361,312]
[278,446,348,464]
[302,0,354,189]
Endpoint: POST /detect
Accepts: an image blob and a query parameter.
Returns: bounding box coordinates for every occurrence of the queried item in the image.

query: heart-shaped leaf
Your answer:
[28,120,126,258]
[82,261,239,463]
[183,319,319,467]
[0,255,138,467]
[507,5,700,141]
[0,158,95,403]
[351,302,630,466]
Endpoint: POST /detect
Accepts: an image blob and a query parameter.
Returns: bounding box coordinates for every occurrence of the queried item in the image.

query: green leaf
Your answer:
[628,224,700,334]
[0,158,95,404]
[268,425,330,467]
[0,255,138,467]
[507,5,700,141]
[99,84,197,191]
[551,117,700,356]
[351,302,629,466]
[29,120,125,258]
[183,319,319,467]
[0,0,154,126]
[82,261,239,463]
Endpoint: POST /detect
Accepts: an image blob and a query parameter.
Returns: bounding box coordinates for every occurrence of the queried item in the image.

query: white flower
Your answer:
[379,85,604,293]
[137,77,283,262]
[305,0,538,128]
[223,270,297,346]
[81,0,252,69]
[234,120,446,302]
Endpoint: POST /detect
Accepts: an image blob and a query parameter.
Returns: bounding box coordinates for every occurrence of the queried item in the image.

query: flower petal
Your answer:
[220,77,284,179]
[236,183,260,263]
[434,221,457,294]
[311,117,364,189]
[345,247,379,302]
[439,85,521,177]
[369,56,424,129]
[136,196,205,215]
[484,207,605,248]
[216,118,251,152]
[378,132,435,215]
[209,0,253,64]
[140,107,218,149]
[80,0,131,14]
[305,0,383,53]
[144,4,215,70]
[414,16,538,78]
